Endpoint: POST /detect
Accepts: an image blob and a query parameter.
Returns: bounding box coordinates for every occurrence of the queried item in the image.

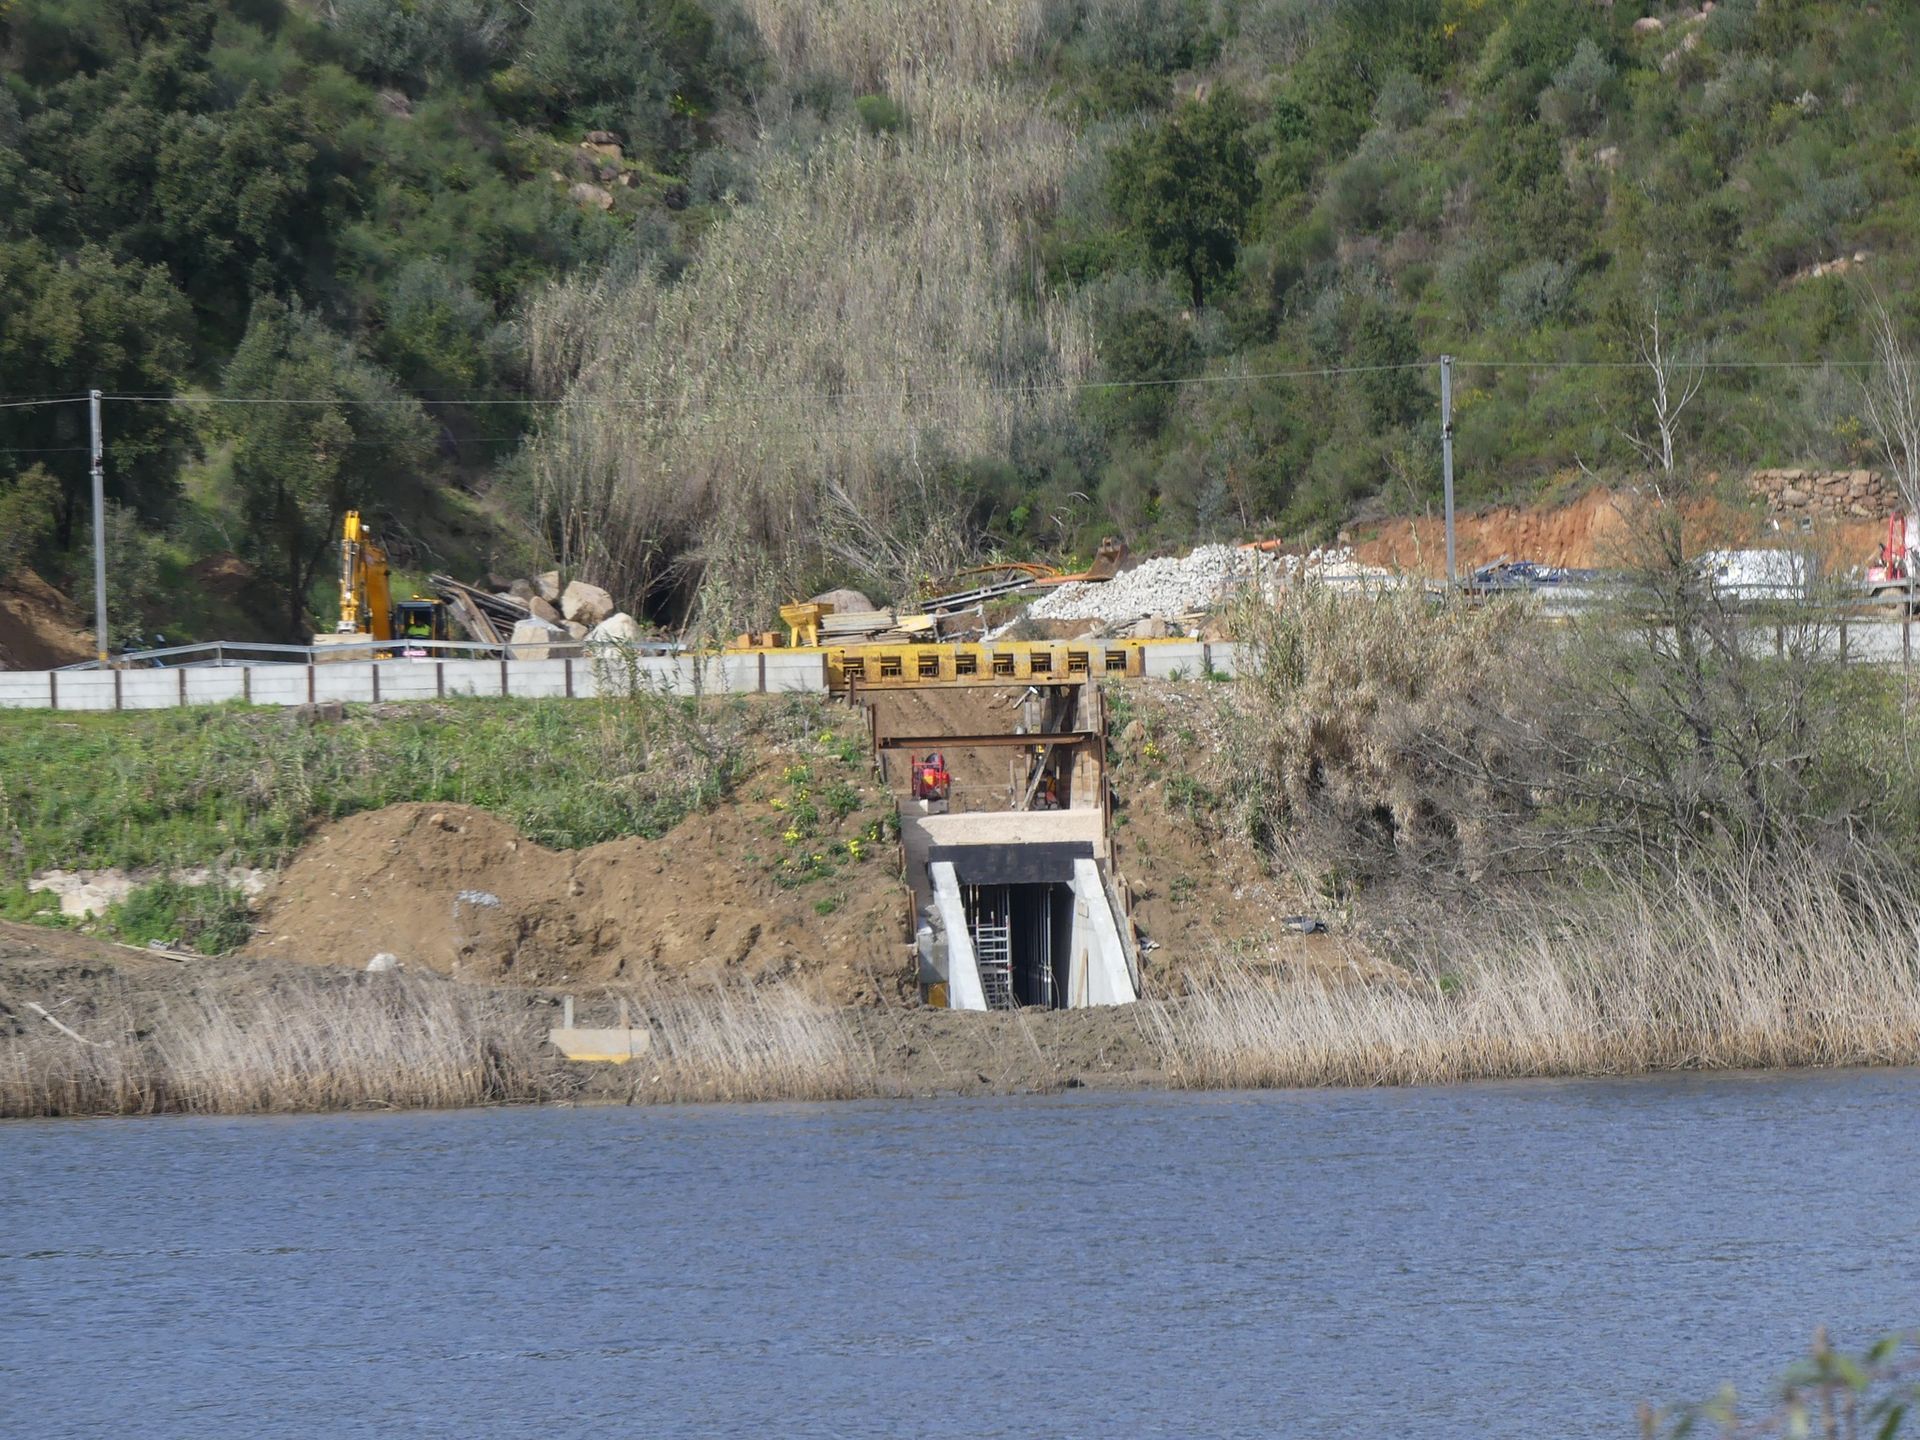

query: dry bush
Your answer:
[529,108,1091,634]
[1224,581,1548,882]
[740,0,1049,91]
[1147,855,1920,1089]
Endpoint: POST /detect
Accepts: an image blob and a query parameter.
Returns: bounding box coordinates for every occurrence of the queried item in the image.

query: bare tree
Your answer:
[1858,286,1920,517]
[1618,304,1706,479]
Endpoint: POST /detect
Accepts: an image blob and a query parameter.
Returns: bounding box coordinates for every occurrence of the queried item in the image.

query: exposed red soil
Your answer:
[1351,486,1886,576]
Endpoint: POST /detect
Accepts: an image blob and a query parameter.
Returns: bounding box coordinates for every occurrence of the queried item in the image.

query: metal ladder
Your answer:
[972,918,1014,1010]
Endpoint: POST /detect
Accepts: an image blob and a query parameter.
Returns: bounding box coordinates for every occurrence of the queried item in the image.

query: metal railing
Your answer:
[61,636,687,670]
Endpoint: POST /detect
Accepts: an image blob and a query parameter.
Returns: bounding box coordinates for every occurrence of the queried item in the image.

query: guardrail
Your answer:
[57,637,685,670]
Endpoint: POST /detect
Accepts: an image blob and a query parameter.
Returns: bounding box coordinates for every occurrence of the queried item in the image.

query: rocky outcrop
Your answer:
[1749,467,1897,520]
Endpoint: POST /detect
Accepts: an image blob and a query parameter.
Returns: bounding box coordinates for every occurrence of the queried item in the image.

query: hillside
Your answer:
[6,0,1920,639]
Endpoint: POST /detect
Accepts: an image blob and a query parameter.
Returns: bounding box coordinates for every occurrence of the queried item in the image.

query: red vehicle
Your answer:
[1867,513,1920,597]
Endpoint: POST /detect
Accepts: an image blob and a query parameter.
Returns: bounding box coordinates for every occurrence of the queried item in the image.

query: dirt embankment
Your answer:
[1351,485,1886,576]
[249,801,913,1005]
[0,569,91,670]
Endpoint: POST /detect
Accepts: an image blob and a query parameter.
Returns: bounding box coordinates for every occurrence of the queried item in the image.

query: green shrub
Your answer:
[108,880,254,955]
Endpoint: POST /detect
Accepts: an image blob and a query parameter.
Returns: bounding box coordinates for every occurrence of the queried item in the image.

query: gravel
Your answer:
[1025,545,1396,625]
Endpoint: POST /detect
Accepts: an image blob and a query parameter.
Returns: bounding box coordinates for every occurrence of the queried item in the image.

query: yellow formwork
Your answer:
[821,637,1183,689]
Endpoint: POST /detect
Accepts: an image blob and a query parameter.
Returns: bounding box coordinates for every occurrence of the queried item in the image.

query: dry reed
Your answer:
[0,972,876,1118]
[527,0,1098,632]
[0,971,548,1118]
[1146,862,1920,1089]
[624,982,874,1103]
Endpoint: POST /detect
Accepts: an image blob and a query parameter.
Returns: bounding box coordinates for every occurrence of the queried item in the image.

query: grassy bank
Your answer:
[0,694,850,878]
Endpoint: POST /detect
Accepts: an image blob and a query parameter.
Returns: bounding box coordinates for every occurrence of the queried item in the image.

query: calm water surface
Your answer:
[4,1071,1918,1438]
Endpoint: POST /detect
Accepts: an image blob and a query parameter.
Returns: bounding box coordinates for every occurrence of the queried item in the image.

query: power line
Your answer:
[0,395,89,410]
[1454,357,1880,371]
[94,352,1892,415]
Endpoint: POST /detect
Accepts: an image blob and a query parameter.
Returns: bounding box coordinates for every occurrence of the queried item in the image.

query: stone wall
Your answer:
[1748,467,1897,520]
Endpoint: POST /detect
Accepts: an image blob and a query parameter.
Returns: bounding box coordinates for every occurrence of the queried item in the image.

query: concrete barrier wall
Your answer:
[0,638,1248,714]
[0,650,836,712]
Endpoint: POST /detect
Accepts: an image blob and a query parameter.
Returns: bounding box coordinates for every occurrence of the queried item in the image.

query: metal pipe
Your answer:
[1440,356,1457,590]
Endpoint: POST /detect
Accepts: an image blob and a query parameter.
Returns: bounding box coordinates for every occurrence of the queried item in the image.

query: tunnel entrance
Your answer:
[963,882,1074,1009]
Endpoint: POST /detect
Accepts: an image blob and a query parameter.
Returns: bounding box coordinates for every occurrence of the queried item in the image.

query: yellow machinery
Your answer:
[316,510,449,653]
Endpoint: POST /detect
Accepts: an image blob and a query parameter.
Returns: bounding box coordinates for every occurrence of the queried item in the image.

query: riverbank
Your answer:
[10,863,1920,1118]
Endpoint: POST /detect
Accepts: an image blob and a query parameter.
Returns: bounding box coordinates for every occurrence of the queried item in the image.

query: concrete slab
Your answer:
[548,1027,654,1063]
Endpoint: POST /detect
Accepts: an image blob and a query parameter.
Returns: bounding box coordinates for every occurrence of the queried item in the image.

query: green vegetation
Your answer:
[1646,1329,1920,1438]
[0,693,844,874]
[10,0,1920,636]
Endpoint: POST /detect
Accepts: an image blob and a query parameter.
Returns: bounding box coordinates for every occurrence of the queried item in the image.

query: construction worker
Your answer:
[916,751,951,803]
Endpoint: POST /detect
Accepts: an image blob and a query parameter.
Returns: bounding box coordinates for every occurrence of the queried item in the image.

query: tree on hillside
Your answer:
[1618,305,1706,480]
[0,240,193,545]
[1107,90,1256,308]
[222,300,433,638]
[1860,288,1920,519]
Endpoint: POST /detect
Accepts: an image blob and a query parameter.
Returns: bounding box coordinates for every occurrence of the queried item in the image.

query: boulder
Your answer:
[510,617,571,660]
[809,587,876,614]
[508,578,535,601]
[536,570,562,604]
[561,579,615,625]
[567,181,614,212]
[528,595,561,624]
[588,612,646,646]
[564,621,590,641]
[1632,15,1663,33]
[585,129,622,146]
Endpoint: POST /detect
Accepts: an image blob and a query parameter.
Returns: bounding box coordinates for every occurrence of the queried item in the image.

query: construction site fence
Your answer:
[0,641,1244,713]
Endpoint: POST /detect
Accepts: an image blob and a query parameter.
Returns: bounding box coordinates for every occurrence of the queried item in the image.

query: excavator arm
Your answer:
[336,510,394,641]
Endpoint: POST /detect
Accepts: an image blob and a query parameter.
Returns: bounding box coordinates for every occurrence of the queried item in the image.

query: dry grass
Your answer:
[0,970,878,1118]
[1146,861,1920,1089]
[529,111,1089,633]
[0,971,549,1118]
[527,0,1100,633]
[624,982,875,1103]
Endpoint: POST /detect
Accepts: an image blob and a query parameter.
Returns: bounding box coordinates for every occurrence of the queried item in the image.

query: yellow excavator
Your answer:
[314,510,449,655]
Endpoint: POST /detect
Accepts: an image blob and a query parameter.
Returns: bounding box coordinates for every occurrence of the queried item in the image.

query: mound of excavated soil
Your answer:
[0,569,91,670]
[249,802,913,1004]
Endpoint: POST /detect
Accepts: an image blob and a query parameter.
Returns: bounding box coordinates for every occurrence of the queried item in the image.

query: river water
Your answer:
[4,1071,1917,1438]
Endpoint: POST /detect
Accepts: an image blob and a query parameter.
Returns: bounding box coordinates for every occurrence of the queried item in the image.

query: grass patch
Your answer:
[105,880,254,955]
[0,693,852,874]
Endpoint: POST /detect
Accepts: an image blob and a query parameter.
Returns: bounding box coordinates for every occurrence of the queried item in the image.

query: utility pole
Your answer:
[90,388,108,666]
[1440,355,1457,590]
